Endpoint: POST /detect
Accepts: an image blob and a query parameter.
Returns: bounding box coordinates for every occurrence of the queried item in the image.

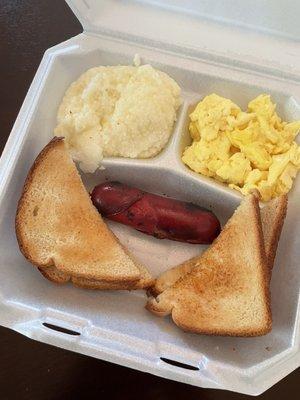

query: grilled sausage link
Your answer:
[91,181,220,244]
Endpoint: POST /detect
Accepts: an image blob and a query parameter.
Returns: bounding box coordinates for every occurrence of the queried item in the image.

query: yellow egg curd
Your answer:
[182,94,300,201]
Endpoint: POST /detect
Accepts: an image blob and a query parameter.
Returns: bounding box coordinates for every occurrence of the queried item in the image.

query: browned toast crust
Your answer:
[16,138,63,269]
[39,265,153,290]
[261,195,287,271]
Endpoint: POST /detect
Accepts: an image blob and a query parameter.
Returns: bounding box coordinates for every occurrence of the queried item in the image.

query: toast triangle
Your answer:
[147,195,272,336]
[151,194,287,296]
[261,195,287,271]
[16,137,143,283]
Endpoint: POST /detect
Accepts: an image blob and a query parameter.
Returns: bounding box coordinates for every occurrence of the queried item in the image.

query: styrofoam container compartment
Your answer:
[0,0,300,395]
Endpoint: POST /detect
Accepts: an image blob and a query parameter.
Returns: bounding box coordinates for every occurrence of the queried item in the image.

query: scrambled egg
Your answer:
[182,94,300,201]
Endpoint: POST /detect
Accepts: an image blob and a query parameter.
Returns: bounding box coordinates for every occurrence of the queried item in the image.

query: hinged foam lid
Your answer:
[68,0,300,77]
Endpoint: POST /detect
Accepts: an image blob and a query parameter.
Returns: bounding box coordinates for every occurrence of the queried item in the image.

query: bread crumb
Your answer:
[133,54,141,67]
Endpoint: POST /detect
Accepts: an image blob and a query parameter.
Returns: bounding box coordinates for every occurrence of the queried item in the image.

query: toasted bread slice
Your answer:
[38,229,153,290]
[39,261,153,290]
[261,195,287,271]
[147,195,271,336]
[151,194,287,296]
[16,137,143,283]
[72,261,153,290]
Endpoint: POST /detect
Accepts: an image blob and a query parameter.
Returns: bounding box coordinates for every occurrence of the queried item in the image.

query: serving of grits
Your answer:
[182,94,300,201]
[55,65,182,173]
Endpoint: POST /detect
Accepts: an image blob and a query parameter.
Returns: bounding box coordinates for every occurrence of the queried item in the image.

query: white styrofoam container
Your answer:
[0,0,300,395]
